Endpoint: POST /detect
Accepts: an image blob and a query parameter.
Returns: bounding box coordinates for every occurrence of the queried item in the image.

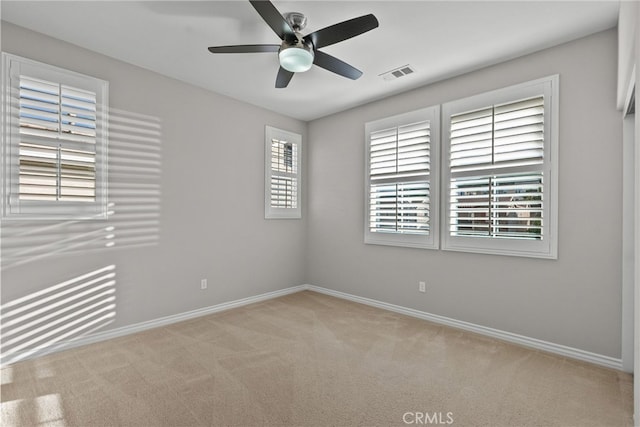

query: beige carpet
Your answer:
[0,290,634,426]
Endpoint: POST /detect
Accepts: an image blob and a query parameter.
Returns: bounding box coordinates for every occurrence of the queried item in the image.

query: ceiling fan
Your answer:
[208,0,379,88]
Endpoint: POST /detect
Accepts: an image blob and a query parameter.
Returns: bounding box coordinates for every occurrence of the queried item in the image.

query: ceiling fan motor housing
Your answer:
[284,12,308,31]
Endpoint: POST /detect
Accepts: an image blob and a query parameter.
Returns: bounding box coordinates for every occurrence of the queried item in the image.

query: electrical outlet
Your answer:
[419,281,426,293]
[200,279,208,290]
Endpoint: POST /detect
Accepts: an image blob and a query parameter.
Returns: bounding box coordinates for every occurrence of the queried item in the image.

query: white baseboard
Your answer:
[305,285,623,371]
[4,283,623,371]
[2,285,306,366]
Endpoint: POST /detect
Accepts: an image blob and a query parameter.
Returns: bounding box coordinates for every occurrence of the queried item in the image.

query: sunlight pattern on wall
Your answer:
[0,265,116,365]
[1,108,162,270]
[106,108,162,250]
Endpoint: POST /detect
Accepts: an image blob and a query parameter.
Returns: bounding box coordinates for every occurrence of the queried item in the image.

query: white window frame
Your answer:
[364,106,440,249]
[2,53,108,220]
[441,75,559,259]
[264,125,302,219]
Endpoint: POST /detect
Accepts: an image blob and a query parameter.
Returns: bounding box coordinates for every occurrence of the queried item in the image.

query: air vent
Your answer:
[380,65,415,81]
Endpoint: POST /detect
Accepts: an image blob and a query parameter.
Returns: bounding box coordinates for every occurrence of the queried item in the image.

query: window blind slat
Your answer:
[371,148,399,158]
[61,86,97,104]
[370,141,397,152]
[19,103,58,125]
[19,89,59,106]
[450,126,493,141]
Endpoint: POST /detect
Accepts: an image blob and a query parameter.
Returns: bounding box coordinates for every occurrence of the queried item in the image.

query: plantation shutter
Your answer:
[270,138,298,209]
[369,120,430,235]
[18,76,97,202]
[450,96,544,173]
[448,96,545,240]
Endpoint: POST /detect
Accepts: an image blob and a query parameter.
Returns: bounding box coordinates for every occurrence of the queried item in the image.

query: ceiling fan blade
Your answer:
[313,50,363,80]
[208,45,280,54]
[276,67,294,88]
[306,14,379,49]
[249,0,294,41]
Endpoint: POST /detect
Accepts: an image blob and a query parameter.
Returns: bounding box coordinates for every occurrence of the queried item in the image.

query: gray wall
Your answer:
[1,22,307,347]
[306,29,623,358]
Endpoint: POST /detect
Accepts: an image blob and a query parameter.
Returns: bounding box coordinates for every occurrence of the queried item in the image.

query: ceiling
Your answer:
[1,1,620,121]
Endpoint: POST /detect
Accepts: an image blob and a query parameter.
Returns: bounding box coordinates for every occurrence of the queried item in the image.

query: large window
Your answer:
[264,126,301,219]
[364,77,558,257]
[2,53,108,219]
[441,76,558,258]
[364,106,439,249]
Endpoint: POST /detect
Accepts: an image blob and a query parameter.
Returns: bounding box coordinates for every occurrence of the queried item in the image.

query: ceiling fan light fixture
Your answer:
[279,44,314,73]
